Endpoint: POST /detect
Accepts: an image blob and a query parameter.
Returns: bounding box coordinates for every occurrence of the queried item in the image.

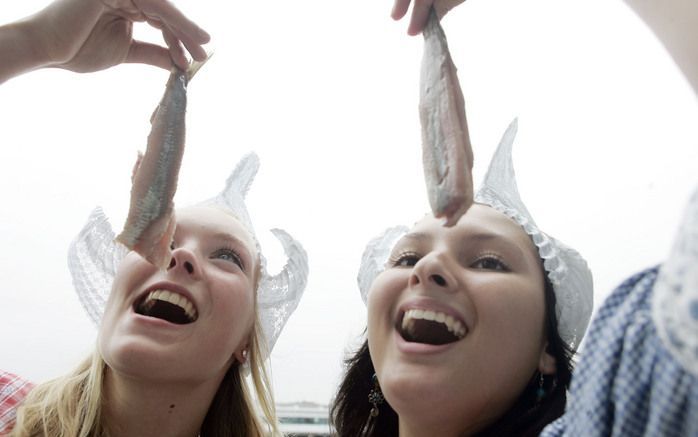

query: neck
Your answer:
[396,404,494,437]
[398,416,470,437]
[102,367,226,437]
[624,0,698,95]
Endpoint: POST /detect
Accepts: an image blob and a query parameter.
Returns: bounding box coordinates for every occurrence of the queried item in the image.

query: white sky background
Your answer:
[1,0,697,405]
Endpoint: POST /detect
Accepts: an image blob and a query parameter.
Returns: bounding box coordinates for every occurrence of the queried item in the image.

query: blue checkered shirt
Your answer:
[541,266,698,436]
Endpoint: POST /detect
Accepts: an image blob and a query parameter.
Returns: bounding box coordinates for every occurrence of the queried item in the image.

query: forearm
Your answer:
[623,0,698,94]
[0,0,104,84]
[0,18,48,84]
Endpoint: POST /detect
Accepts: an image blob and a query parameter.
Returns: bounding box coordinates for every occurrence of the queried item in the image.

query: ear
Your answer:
[538,342,557,375]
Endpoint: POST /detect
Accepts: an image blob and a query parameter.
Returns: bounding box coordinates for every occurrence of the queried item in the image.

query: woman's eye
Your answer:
[471,256,508,272]
[390,252,420,268]
[212,248,244,270]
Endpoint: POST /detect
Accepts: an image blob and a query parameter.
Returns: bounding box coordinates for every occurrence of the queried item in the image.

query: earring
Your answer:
[368,373,384,417]
[240,349,249,364]
[536,373,546,402]
[536,373,557,404]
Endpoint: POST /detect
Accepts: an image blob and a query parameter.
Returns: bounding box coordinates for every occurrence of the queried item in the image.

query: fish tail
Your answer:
[186,51,214,82]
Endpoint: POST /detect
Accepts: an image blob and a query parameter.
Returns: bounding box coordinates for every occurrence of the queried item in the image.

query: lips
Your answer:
[134,289,198,324]
[397,308,467,346]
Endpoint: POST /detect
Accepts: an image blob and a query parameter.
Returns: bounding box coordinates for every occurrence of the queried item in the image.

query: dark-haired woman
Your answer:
[332,119,594,436]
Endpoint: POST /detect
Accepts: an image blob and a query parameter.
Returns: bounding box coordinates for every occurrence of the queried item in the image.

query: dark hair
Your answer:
[330,275,574,437]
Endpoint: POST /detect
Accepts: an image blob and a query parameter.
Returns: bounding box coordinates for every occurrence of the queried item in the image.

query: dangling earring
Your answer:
[536,373,546,403]
[536,373,557,405]
[368,373,384,417]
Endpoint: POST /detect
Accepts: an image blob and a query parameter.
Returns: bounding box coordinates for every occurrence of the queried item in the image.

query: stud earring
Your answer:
[368,373,384,417]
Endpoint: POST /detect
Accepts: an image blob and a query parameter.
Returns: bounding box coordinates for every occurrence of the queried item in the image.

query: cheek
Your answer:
[366,272,400,330]
[100,256,141,325]
[98,256,151,355]
[475,284,547,352]
[366,271,405,369]
[214,278,256,337]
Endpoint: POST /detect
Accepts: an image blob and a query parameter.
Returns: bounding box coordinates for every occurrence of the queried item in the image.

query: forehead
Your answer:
[176,206,258,255]
[410,204,539,258]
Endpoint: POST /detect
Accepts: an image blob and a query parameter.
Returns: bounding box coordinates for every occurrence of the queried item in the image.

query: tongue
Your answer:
[402,319,459,345]
[138,299,191,325]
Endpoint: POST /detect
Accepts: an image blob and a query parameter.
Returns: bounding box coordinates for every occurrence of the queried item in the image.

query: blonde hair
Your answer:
[10,263,281,437]
[12,351,106,437]
[12,312,280,437]
[12,207,283,436]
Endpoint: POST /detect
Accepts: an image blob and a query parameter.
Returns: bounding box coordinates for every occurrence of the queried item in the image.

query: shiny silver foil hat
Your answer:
[68,152,309,356]
[358,119,594,351]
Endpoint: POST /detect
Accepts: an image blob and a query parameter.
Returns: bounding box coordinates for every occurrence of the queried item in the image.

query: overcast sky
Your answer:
[1,0,697,405]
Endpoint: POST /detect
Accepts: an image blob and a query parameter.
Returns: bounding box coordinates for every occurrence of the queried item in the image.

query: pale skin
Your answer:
[0,0,210,84]
[368,205,556,437]
[99,206,259,437]
[0,3,252,435]
[391,0,698,95]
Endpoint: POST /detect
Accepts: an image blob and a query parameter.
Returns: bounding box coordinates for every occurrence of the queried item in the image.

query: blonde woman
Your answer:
[0,1,309,435]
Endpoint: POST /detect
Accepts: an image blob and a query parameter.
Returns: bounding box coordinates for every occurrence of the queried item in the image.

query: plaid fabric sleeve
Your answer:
[541,266,698,437]
[0,371,34,435]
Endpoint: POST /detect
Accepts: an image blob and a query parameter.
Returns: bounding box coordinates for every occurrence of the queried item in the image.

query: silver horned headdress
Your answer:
[68,152,309,355]
[358,119,594,351]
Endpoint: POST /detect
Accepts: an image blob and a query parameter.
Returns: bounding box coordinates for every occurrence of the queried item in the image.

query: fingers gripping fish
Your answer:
[116,58,209,269]
[420,9,473,226]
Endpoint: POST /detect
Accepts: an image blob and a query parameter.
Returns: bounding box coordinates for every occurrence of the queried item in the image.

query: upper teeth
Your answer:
[402,309,467,338]
[145,290,197,321]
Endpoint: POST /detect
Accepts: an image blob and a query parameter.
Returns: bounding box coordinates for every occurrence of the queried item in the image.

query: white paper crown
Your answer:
[68,152,309,356]
[358,119,593,351]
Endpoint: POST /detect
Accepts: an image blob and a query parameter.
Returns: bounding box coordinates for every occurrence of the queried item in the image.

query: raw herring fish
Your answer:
[420,10,473,226]
[116,59,207,269]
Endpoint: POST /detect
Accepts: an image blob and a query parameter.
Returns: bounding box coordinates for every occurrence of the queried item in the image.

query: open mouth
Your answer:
[397,309,467,345]
[134,290,198,325]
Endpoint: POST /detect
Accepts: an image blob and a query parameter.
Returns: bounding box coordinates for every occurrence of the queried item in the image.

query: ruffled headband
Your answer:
[67,152,309,356]
[358,119,594,351]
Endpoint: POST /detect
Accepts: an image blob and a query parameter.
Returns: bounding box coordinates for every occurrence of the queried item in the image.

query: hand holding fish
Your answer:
[0,0,209,83]
[391,0,465,35]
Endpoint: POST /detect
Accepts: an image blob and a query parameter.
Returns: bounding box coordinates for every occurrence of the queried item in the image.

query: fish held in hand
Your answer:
[116,58,208,269]
[419,10,473,226]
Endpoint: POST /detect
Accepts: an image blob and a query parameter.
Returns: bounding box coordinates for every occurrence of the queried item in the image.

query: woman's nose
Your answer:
[408,252,457,292]
[168,247,199,277]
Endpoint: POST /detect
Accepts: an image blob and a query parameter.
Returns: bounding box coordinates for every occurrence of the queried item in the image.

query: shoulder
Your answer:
[0,371,34,434]
[542,266,698,436]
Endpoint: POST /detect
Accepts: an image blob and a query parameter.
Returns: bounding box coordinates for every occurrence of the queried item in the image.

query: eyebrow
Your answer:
[401,232,431,243]
[460,231,529,260]
[403,230,529,260]
[403,230,511,244]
